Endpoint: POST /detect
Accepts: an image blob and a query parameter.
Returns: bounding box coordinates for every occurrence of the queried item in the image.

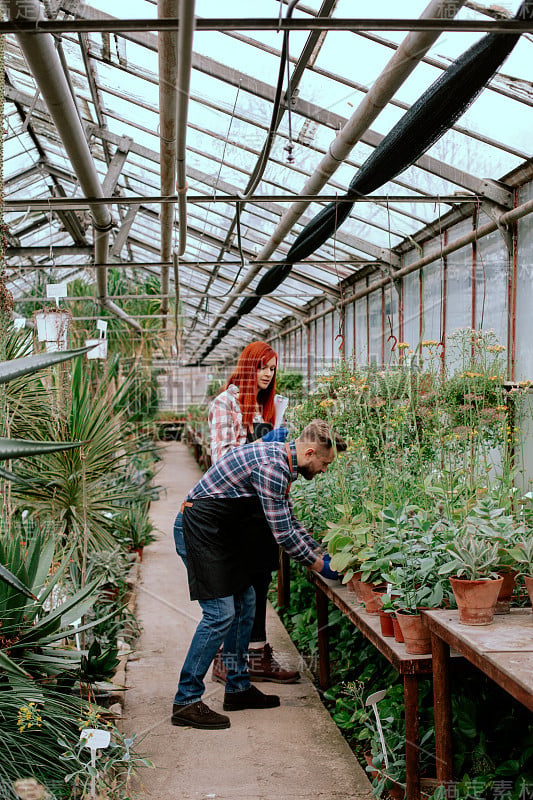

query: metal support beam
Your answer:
[101,136,133,196]
[198,0,338,321]
[1,0,142,333]
[275,193,533,339]
[192,0,469,359]
[1,15,532,33]
[110,204,141,259]
[37,7,487,194]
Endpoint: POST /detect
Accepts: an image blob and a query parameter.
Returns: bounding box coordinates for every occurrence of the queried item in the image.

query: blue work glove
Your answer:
[262,426,289,443]
[319,553,339,581]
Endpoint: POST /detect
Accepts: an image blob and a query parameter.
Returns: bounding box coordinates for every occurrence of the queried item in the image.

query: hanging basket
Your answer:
[34,309,71,352]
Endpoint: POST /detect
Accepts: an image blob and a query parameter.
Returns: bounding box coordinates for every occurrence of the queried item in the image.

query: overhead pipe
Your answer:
[2,0,141,333]
[158,0,178,316]
[157,0,195,316]
[193,0,467,357]
[175,0,195,257]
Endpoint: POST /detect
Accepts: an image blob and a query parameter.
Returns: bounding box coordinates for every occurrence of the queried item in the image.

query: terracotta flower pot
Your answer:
[345,570,362,590]
[449,576,504,625]
[349,578,382,611]
[378,609,394,637]
[392,614,404,643]
[363,583,386,615]
[395,610,432,654]
[346,572,366,602]
[494,569,518,614]
[364,752,404,799]
[131,545,144,562]
[364,752,380,780]
[524,575,533,609]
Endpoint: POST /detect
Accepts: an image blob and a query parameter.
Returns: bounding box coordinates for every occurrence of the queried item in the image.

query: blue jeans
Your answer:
[173,512,256,705]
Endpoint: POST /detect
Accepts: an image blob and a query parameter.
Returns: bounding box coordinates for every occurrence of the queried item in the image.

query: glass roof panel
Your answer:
[3,0,532,363]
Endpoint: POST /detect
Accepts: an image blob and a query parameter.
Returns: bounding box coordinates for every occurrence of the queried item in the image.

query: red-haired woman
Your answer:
[208,341,300,684]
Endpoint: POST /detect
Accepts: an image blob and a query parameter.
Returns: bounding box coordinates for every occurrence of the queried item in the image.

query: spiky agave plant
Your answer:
[0,342,93,481]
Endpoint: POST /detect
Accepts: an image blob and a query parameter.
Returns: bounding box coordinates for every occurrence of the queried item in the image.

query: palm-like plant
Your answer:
[9,357,146,556]
[0,528,104,680]
[0,335,94,482]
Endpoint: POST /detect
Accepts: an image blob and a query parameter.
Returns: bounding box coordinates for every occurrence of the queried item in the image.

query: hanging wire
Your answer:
[47,196,56,270]
[238,0,302,199]
[191,83,241,325]
[331,194,346,359]
[473,197,487,331]
[385,196,397,365]
[284,34,295,164]
[219,202,246,298]
[436,196,447,371]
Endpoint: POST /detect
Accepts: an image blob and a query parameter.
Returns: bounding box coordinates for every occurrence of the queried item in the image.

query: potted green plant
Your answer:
[506,534,533,609]
[118,505,157,561]
[463,496,521,613]
[438,535,503,625]
[86,547,129,601]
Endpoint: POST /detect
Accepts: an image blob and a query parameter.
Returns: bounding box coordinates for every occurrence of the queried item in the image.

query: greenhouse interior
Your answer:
[1,0,533,798]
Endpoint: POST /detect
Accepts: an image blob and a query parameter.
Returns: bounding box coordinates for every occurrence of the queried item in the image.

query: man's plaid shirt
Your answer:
[186,440,319,566]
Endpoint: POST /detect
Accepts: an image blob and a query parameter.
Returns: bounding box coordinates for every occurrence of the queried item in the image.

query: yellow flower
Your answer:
[319,399,335,408]
[17,703,42,733]
[397,342,410,350]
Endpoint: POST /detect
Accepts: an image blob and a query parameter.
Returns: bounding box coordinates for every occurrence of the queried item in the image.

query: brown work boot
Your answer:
[248,643,300,684]
[211,648,227,684]
[223,684,280,711]
[171,700,230,730]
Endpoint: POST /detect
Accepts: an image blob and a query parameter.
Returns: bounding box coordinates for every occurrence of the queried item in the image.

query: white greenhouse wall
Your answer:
[268,177,533,480]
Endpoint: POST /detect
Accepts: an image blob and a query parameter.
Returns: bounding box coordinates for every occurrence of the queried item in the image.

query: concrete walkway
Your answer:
[123,442,372,800]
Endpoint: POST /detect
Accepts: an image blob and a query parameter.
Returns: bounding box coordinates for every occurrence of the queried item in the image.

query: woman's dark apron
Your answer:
[182,442,292,601]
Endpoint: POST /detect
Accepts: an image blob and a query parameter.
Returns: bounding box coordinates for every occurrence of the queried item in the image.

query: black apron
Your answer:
[182,442,293,601]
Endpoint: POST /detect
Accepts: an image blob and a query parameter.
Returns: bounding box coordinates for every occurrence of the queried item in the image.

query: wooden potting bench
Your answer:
[422,608,533,786]
[308,571,434,800]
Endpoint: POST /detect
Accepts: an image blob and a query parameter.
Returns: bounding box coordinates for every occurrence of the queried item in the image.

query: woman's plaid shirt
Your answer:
[208,385,263,463]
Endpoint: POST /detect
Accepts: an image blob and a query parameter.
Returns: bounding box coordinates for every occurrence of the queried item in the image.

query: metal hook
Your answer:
[335,333,345,352]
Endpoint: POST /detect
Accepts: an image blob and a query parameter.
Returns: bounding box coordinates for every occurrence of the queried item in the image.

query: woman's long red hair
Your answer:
[224,341,278,430]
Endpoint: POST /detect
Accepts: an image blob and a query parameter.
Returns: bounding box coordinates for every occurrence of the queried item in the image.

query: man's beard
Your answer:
[298,466,314,480]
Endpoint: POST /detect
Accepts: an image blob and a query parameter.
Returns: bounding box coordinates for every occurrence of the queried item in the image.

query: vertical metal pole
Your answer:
[471,206,477,332]
[509,198,518,381]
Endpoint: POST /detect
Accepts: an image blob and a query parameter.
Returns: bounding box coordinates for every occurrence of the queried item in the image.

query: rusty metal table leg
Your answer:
[431,631,453,785]
[277,549,291,608]
[404,674,420,800]
[316,584,330,690]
